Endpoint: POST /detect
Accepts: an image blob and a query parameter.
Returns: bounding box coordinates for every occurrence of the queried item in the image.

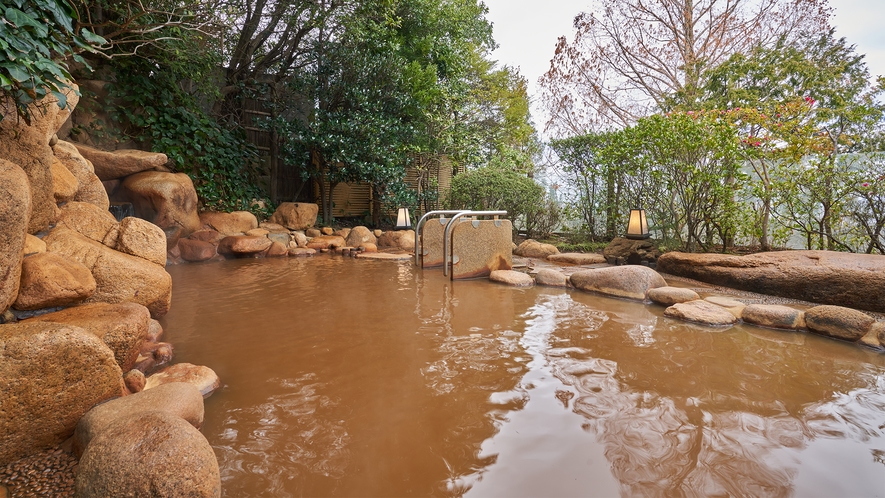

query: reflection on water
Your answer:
[162,257,885,497]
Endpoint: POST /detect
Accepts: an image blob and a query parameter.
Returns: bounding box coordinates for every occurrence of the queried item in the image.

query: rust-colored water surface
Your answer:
[162,257,885,497]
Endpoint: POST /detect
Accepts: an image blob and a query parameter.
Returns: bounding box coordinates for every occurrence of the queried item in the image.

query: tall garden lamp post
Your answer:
[395,207,412,230]
[626,208,650,239]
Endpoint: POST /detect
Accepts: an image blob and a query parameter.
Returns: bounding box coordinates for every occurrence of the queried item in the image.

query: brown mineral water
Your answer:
[161,256,885,497]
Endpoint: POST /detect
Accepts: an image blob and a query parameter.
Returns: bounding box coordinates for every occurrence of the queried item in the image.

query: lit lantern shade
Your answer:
[395,207,412,230]
[626,209,649,239]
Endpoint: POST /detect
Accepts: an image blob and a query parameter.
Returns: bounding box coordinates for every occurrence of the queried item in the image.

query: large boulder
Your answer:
[656,250,885,313]
[804,305,876,342]
[55,201,120,245]
[0,104,57,233]
[217,235,272,257]
[52,140,109,210]
[0,322,123,466]
[178,238,218,262]
[115,216,167,266]
[514,239,559,258]
[0,159,30,313]
[118,171,201,239]
[345,226,377,248]
[569,265,666,301]
[44,228,172,317]
[306,235,347,251]
[73,144,168,180]
[603,237,661,265]
[73,382,205,458]
[27,302,151,371]
[377,230,415,251]
[51,156,79,203]
[75,411,221,498]
[13,252,96,310]
[199,210,259,235]
[269,202,318,230]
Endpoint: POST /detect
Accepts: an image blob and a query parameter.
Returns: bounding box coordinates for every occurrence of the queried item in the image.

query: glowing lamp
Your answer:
[626,209,649,239]
[395,207,412,230]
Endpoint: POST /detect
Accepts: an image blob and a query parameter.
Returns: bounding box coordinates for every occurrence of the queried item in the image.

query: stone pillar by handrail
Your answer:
[443,210,507,277]
[414,210,470,266]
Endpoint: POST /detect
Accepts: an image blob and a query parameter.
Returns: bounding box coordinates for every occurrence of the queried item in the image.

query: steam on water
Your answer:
[162,257,885,497]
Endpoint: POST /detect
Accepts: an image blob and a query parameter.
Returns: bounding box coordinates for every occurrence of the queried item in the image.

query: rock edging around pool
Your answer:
[488,266,885,352]
[0,302,222,497]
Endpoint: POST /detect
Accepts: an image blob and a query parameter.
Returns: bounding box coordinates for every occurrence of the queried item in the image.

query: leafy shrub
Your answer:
[446,166,545,233]
[107,58,271,217]
[0,0,104,122]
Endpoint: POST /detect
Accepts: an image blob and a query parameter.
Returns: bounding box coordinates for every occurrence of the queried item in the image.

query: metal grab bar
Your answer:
[414,210,470,266]
[443,210,507,277]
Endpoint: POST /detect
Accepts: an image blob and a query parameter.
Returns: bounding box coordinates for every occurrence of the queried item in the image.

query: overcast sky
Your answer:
[482,0,885,128]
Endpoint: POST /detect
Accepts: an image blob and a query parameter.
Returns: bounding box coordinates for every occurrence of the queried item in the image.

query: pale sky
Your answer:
[482,0,885,130]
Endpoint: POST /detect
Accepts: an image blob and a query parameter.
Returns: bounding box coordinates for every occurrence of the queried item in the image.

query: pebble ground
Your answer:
[0,447,76,497]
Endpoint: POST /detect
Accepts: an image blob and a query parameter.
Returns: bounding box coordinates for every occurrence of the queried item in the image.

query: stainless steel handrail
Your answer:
[414,210,470,266]
[442,210,507,277]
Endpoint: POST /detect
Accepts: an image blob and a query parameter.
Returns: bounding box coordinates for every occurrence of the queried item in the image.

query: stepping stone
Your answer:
[664,300,738,326]
[805,305,875,342]
[704,296,746,318]
[355,252,412,260]
[546,253,606,265]
[647,286,699,306]
[489,270,534,287]
[534,268,568,287]
[742,304,805,330]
